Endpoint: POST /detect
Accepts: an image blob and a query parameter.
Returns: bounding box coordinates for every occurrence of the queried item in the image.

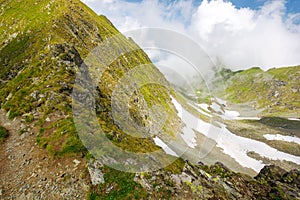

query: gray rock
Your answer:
[179,172,192,183]
[73,159,81,166]
[30,90,39,100]
[105,185,114,194]
[5,93,12,101]
[20,132,28,140]
[171,174,181,189]
[17,193,26,200]
[87,160,104,185]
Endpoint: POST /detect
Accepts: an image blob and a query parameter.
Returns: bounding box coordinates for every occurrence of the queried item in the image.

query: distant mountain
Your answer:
[211,66,300,117]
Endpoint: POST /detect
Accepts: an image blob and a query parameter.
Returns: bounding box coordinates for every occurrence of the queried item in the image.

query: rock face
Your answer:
[255,165,300,199]
[255,165,287,182]
[87,160,104,185]
[132,162,300,199]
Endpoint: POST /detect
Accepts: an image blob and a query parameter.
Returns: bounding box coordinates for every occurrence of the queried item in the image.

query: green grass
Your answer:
[164,158,185,174]
[0,5,188,200]
[0,126,9,142]
[89,167,148,200]
[36,117,87,157]
[259,117,300,130]
[224,66,300,116]
[269,187,285,200]
[0,34,30,79]
[0,0,184,162]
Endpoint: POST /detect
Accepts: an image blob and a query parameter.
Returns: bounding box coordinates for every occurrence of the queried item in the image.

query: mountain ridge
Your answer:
[207,65,300,117]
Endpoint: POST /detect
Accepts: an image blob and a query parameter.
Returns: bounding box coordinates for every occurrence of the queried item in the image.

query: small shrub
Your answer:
[0,126,9,142]
[24,113,34,123]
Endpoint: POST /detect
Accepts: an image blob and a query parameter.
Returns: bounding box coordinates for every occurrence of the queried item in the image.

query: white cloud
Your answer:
[81,0,300,71]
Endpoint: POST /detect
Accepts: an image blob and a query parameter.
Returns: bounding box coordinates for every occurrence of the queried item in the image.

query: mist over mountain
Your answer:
[83,0,300,71]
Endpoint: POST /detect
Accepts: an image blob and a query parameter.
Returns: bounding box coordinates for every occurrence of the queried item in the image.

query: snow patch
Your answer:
[188,102,212,118]
[288,118,300,121]
[154,137,179,157]
[215,97,227,106]
[171,96,300,172]
[171,97,197,148]
[264,134,300,145]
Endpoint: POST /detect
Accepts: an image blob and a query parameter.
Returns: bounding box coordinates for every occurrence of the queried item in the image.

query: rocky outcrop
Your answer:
[87,160,104,185]
[255,165,300,199]
[255,165,288,182]
[131,161,300,199]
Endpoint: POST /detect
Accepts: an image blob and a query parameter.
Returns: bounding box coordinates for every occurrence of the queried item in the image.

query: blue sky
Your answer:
[121,0,300,27]
[125,0,300,13]
[285,0,300,13]
[82,0,300,70]
[227,0,299,12]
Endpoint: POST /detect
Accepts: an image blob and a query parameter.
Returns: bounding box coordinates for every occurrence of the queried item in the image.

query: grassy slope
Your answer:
[0,0,185,198]
[224,66,300,117]
[0,0,117,156]
[0,125,9,142]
